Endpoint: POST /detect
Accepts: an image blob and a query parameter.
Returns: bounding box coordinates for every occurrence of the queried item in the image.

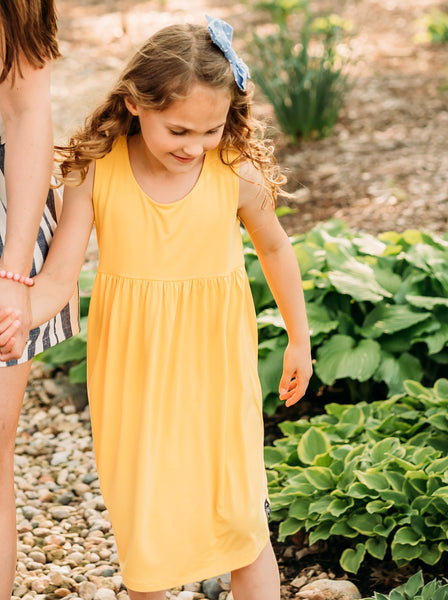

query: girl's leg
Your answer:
[128,590,166,600]
[0,360,32,600]
[231,541,281,600]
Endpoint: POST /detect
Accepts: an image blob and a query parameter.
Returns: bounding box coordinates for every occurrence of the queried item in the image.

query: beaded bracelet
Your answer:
[0,269,34,287]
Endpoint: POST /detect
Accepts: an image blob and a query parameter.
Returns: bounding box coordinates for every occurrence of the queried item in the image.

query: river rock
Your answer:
[295,579,362,600]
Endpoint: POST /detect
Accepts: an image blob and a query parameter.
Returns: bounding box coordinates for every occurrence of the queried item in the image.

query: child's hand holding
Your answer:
[0,308,23,359]
[279,342,313,407]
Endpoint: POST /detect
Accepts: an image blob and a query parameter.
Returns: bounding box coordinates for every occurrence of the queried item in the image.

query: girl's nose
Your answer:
[183,142,204,157]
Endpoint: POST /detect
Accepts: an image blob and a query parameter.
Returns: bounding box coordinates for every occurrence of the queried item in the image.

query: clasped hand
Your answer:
[0,280,32,361]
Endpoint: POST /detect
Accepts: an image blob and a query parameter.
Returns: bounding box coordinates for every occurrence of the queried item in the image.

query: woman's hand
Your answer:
[279,342,313,407]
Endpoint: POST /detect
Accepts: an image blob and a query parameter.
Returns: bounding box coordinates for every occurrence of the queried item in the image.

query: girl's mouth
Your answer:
[171,154,197,164]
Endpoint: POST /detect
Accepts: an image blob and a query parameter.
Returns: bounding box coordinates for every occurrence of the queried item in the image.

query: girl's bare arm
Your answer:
[238,163,312,407]
[30,167,95,328]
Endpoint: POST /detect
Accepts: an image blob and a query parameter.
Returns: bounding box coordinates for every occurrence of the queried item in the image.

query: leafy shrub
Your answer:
[249,8,351,140]
[415,11,448,44]
[250,0,308,28]
[36,268,96,383]
[364,570,448,600]
[266,379,448,573]
[248,220,448,414]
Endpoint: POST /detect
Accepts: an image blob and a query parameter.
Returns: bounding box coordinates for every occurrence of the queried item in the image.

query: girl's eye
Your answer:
[170,130,186,136]
[207,129,219,135]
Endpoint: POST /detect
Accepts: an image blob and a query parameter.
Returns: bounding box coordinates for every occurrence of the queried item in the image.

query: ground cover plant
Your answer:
[265,379,448,574]
[363,570,448,600]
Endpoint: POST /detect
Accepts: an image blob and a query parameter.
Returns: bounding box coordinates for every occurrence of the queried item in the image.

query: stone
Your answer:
[50,506,73,520]
[295,579,362,600]
[202,577,224,600]
[94,589,116,600]
[183,583,202,593]
[28,551,46,565]
[79,581,97,600]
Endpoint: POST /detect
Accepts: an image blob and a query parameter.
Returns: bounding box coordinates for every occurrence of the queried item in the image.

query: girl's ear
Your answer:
[124,96,139,116]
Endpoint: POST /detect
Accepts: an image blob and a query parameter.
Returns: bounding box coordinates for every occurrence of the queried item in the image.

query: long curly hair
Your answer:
[57,23,285,205]
[0,0,60,83]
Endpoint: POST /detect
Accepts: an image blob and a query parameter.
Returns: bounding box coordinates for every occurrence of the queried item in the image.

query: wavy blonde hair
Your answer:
[57,23,285,205]
[0,0,60,83]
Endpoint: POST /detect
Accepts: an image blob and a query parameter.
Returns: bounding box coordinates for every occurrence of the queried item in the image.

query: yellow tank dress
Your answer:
[87,136,270,592]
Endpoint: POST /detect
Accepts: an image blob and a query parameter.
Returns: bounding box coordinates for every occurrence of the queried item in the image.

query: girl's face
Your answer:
[125,84,231,175]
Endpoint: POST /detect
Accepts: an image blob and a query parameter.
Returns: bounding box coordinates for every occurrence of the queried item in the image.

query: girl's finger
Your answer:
[0,319,21,347]
[0,336,16,359]
[0,310,20,334]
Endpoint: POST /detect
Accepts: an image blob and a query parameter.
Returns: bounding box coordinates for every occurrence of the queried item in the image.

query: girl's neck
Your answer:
[127,134,206,205]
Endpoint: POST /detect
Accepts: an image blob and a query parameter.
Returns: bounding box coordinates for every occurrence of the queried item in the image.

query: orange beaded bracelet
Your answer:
[0,269,34,287]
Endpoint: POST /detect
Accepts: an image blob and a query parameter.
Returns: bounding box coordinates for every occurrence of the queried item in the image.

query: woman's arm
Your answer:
[0,58,54,358]
[238,163,312,407]
[29,168,95,329]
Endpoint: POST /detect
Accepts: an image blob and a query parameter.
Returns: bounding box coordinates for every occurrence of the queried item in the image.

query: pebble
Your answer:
[95,589,116,600]
[295,579,362,600]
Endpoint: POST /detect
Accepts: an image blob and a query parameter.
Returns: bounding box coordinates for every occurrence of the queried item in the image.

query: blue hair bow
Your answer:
[206,15,251,92]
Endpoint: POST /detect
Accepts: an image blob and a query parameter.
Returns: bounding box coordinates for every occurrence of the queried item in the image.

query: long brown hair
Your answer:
[0,0,60,83]
[57,23,284,204]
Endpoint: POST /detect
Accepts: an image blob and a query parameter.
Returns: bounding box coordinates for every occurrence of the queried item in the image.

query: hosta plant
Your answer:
[364,570,448,600]
[266,379,448,573]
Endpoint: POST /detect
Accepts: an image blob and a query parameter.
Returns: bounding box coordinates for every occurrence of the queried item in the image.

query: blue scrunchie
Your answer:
[206,15,251,92]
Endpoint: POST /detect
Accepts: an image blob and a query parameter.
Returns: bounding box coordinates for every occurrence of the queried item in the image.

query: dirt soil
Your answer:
[47,0,448,597]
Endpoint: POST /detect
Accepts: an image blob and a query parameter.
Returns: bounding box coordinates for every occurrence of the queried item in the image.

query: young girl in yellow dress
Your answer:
[2,16,312,599]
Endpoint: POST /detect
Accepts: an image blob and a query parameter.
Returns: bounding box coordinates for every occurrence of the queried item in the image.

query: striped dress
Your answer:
[0,142,79,366]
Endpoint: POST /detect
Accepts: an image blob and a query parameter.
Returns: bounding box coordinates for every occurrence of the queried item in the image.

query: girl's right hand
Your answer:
[0,308,22,359]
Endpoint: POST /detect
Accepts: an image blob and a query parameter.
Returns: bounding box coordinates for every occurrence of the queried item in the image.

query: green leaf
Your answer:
[434,379,448,401]
[340,543,366,573]
[303,466,335,490]
[264,447,286,467]
[278,518,302,541]
[305,303,339,338]
[293,243,326,275]
[366,537,387,560]
[406,295,448,309]
[289,497,311,520]
[393,526,424,546]
[69,360,87,384]
[327,257,392,302]
[259,344,285,401]
[330,520,358,538]
[79,268,96,291]
[391,542,422,562]
[257,308,286,330]
[297,427,331,465]
[349,512,382,535]
[309,521,333,545]
[328,497,353,517]
[355,471,390,491]
[403,571,424,597]
[362,304,431,339]
[315,335,381,385]
[374,352,423,394]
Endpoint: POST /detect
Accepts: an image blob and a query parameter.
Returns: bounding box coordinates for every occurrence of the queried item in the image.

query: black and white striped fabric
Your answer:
[0,142,79,366]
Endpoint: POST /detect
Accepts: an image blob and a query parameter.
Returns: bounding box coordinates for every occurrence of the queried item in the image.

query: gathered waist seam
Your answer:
[95,264,246,283]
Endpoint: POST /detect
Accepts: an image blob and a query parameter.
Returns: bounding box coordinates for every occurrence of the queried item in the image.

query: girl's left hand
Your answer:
[0,308,22,358]
[279,342,313,407]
